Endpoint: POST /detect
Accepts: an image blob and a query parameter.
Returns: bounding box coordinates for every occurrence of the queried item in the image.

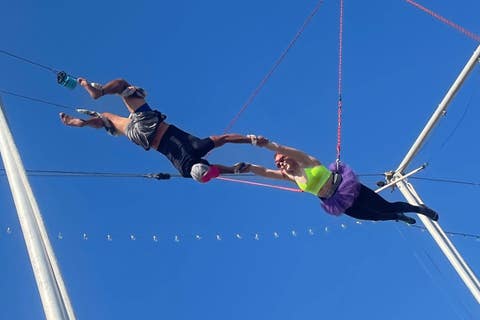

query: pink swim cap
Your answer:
[190,163,220,183]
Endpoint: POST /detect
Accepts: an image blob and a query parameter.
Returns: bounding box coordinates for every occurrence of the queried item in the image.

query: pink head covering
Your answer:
[190,163,220,183]
[201,165,220,183]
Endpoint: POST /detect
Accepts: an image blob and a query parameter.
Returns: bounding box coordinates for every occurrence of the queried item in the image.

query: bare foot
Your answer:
[77,77,88,87]
[59,112,86,127]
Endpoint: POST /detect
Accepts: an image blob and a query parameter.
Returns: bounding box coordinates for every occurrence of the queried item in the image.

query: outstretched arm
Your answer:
[213,162,252,175]
[254,136,321,167]
[213,164,238,174]
[213,162,291,181]
[246,164,294,181]
[210,134,266,148]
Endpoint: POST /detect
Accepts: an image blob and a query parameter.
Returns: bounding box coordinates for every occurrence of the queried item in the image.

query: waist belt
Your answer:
[320,172,343,200]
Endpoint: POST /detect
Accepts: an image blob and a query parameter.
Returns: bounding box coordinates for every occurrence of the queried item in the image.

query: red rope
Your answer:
[216,176,303,193]
[336,0,344,166]
[223,0,324,133]
[405,0,480,42]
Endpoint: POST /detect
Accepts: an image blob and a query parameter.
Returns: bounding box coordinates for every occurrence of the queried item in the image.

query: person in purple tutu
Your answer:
[240,135,439,224]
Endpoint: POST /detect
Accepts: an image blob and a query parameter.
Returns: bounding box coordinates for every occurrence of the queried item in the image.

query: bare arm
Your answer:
[246,164,294,181]
[261,140,321,167]
[215,162,293,181]
[214,164,237,174]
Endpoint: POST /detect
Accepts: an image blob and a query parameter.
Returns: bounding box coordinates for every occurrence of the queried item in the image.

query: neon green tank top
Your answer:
[295,165,332,195]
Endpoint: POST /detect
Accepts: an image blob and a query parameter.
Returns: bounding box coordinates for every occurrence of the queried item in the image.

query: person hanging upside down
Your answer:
[238,136,438,224]
[59,77,264,183]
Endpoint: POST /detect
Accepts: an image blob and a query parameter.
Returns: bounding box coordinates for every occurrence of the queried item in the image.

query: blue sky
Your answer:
[1,0,480,319]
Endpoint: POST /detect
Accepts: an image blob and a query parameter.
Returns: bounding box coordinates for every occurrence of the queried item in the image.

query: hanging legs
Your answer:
[344,184,439,224]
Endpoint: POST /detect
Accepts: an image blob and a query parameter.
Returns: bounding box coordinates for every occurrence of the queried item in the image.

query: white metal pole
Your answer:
[376,164,425,193]
[392,45,480,304]
[0,98,76,319]
[396,179,480,303]
[396,44,480,173]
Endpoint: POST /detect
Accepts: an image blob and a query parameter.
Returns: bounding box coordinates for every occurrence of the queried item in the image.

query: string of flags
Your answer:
[2,222,479,243]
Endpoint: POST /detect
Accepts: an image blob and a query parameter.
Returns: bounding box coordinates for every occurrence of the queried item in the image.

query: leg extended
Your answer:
[78,77,147,113]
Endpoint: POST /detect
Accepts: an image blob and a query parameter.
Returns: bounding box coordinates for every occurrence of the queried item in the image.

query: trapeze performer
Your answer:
[237,136,439,224]
[59,77,264,183]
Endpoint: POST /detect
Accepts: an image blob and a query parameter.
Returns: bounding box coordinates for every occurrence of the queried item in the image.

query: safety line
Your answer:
[223,0,324,133]
[3,168,480,188]
[25,170,176,179]
[410,176,480,187]
[0,89,76,111]
[336,0,344,165]
[0,49,59,73]
[217,176,303,192]
[0,168,301,192]
[428,70,479,165]
[410,225,480,240]
[405,0,480,42]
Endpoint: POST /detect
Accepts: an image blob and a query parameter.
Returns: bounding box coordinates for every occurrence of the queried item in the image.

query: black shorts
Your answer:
[157,125,215,177]
[125,103,166,150]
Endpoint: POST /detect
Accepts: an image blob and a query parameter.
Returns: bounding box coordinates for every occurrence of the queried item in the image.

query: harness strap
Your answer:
[320,172,343,200]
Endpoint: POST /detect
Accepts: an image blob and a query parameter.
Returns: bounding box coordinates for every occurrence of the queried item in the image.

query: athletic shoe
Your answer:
[396,213,416,225]
[419,205,439,221]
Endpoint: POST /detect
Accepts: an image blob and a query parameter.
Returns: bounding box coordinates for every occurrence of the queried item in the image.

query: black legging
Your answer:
[344,184,424,221]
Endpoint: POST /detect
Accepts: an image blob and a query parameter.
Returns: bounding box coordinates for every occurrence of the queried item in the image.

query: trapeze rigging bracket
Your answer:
[376,163,428,193]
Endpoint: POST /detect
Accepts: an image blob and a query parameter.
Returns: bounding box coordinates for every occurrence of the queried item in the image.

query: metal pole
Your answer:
[392,45,480,303]
[376,164,425,193]
[0,98,76,319]
[396,44,480,173]
[396,179,480,303]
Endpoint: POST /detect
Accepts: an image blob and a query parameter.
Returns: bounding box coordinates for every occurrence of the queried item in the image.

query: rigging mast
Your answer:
[0,98,76,319]
[390,44,480,303]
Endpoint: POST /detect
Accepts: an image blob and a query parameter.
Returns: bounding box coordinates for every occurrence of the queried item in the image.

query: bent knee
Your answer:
[114,78,130,86]
[107,78,131,94]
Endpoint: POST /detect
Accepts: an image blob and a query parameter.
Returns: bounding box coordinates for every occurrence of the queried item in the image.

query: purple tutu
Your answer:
[320,162,361,216]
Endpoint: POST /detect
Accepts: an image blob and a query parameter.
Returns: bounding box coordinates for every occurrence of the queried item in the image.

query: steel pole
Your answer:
[396,179,480,303]
[391,44,480,304]
[0,98,76,319]
[396,44,480,173]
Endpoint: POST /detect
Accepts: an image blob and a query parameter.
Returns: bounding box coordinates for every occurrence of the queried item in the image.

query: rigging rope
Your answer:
[405,0,480,42]
[336,0,344,167]
[0,49,59,74]
[0,89,76,111]
[3,168,480,188]
[410,176,480,187]
[217,176,302,193]
[223,0,324,133]
[0,168,302,191]
[0,49,78,89]
[411,225,480,240]
[18,169,176,180]
[423,70,478,166]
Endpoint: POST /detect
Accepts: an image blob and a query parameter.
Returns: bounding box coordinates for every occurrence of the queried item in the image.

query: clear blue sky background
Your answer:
[0,0,479,319]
